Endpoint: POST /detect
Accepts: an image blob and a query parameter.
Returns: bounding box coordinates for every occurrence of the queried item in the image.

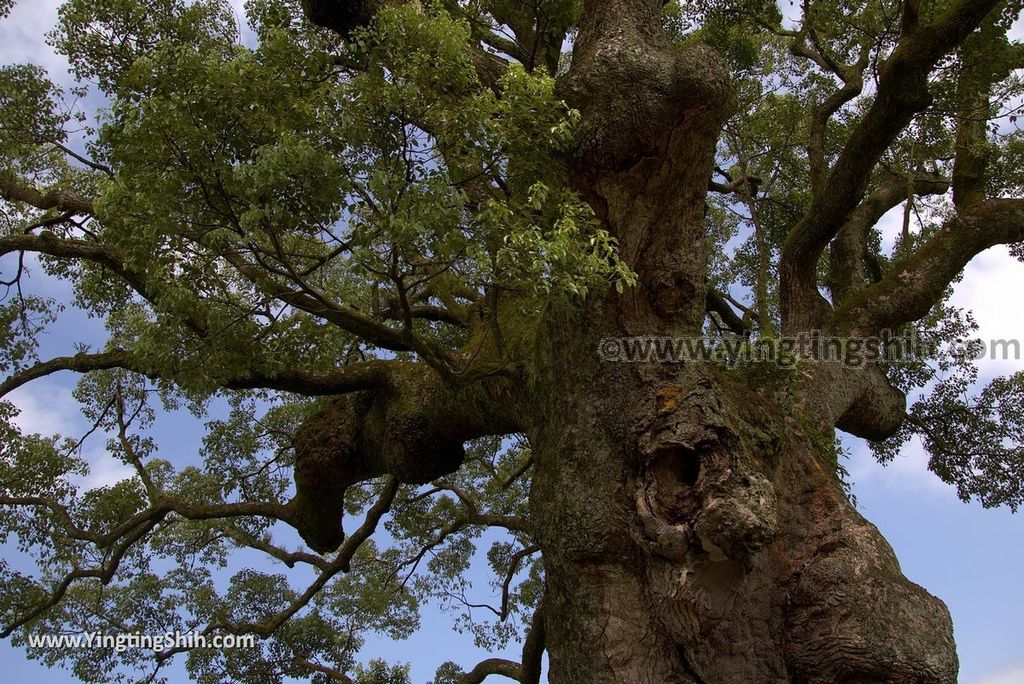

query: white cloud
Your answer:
[852,213,1024,495]
[973,664,1024,684]
[80,451,135,490]
[7,382,134,490]
[950,246,1024,379]
[845,435,956,498]
[7,382,78,436]
[843,194,1024,500]
[876,206,904,254]
[0,1,70,80]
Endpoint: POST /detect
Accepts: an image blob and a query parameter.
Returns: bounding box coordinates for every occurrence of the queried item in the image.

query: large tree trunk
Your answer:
[524,1,957,673]
[528,310,958,682]
[292,2,965,680]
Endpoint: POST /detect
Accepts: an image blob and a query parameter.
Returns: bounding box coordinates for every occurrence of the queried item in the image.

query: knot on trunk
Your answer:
[650,268,699,317]
[637,445,777,566]
[634,383,778,568]
[561,40,733,172]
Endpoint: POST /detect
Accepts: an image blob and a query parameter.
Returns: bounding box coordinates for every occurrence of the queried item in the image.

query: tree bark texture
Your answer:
[529,315,955,682]
[288,1,969,681]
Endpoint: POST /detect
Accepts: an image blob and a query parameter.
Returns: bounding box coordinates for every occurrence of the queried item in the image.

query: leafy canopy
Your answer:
[1,0,1024,682]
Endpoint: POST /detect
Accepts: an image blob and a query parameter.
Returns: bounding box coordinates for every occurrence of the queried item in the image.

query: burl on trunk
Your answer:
[288,0,972,681]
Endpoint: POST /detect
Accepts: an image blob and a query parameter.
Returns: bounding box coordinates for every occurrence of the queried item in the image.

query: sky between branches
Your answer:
[0,1,1022,682]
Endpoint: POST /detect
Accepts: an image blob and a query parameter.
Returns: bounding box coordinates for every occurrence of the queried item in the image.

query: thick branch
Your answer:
[380,301,468,328]
[951,21,1024,210]
[708,173,762,196]
[829,171,950,303]
[0,233,205,334]
[705,288,750,336]
[0,349,393,399]
[780,0,1004,332]
[0,170,94,215]
[791,36,871,194]
[287,361,524,552]
[458,658,522,684]
[220,362,394,395]
[836,198,1024,334]
[0,233,141,290]
[0,350,141,398]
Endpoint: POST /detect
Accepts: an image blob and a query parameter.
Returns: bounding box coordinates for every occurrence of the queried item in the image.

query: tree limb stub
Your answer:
[0,170,94,216]
[289,362,523,552]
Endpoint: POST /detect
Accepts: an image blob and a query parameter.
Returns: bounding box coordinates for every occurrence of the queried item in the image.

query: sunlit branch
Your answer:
[0,350,150,399]
[829,170,949,303]
[0,170,94,215]
[458,657,522,684]
[780,0,1004,332]
[0,348,395,399]
[707,169,762,196]
[835,198,1024,334]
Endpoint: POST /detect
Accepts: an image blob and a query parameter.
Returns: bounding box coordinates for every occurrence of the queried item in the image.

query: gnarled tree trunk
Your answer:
[289,1,977,681]
[529,315,956,682]
[523,2,957,678]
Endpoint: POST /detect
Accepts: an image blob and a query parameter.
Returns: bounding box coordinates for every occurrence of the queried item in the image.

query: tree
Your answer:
[1,0,1023,681]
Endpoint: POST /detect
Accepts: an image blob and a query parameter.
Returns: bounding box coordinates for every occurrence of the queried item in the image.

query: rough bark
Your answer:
[500,1,955,677]
[526,302,955,682]
[274,0,970,680]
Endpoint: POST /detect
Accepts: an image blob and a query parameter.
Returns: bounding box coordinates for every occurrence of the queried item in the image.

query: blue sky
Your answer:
[1,1,1022,683]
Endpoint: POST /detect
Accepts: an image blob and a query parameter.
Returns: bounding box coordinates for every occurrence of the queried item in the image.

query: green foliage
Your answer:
[27,0,633,402]
[51,0,239,94]
[2,0,1024,680]
[874,306,1024,510]
[0,64,69,161]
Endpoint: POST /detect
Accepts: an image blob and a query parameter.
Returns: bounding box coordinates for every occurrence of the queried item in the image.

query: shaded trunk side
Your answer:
[528,311,957,682]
